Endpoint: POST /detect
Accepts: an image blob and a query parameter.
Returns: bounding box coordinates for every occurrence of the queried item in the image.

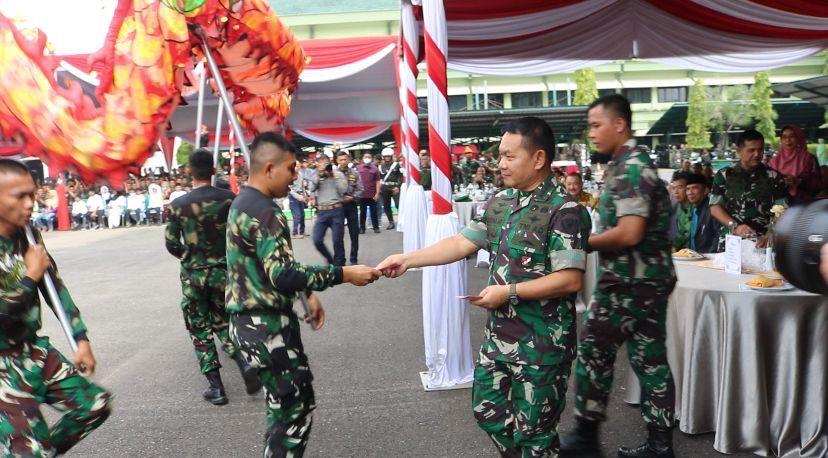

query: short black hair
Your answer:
[188,149,214,180]
[0,158,30,177]
[335,150,352,160]
[250,132,297,173]
[685,172,709,188]
[502,116,556,168]
[589,94,632,132]
[736,129,764,148]
[671,172,689,183]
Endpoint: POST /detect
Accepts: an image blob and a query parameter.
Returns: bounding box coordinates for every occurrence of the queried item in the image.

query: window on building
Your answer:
[548,91,571,106]
[448,95,468,111]
[657,86,687,103]
[476,93,504,109]
[511,91,543,109]
[623,88,652,104]
[598,88,617,98]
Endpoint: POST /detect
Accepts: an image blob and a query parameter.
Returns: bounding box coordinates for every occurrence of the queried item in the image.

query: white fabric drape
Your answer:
[402,184,428,253]
[422,213,474,389]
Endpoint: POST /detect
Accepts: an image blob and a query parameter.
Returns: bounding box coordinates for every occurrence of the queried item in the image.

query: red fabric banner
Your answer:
[302,36,398,69]
[443,0,585,20]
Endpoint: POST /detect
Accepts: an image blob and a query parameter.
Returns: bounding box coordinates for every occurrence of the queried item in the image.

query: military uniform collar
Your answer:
[504,175,557,203]
[732,161,766,175]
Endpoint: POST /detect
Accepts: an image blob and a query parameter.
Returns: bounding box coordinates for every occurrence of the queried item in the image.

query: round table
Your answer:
[623,263,827,457]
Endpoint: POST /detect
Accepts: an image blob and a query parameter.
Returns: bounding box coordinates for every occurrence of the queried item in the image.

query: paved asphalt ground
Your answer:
[37,224,749,457]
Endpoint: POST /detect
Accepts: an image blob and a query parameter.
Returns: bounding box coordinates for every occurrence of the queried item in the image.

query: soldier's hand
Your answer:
[305,293,325,331]
[74,340,96,376]
[23,244,50,282]
[755,234,770,249]
[376,254,408,278]
[343,265,381,286]
[469,285,508,310]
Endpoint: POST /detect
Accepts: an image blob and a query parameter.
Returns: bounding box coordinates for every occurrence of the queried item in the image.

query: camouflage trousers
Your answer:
[230,312,315,457]
[574,287,676,429]
[473,352,571,457]
[180,267,236,374]
[0,337,112,457]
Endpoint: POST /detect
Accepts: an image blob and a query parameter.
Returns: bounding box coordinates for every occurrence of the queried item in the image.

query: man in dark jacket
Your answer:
[685,173,721,253]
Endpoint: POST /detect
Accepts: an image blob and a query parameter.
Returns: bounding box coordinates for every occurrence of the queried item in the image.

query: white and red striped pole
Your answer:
[418,0,474,390]
[423,0,452,215]
[401,0,421,185]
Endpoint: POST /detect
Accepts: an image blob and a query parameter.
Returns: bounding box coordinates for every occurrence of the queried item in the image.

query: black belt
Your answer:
[317,203,342,211]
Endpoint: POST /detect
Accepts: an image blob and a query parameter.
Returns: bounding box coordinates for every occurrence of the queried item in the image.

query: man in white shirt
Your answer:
[71,194,89,230]
[127,191,146,226]
[169,185,187,203]
[86,191,105,229]
[107,192,127,228]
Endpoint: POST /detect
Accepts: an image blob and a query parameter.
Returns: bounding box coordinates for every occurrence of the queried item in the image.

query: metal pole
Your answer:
[194,62,207,149]
[196,29,250,166]
[23,225,78,352]
[212,98,224,186]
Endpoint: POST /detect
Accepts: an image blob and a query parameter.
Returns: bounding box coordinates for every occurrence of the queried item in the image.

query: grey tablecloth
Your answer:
[453,201,485,228]
[624,264,828,457]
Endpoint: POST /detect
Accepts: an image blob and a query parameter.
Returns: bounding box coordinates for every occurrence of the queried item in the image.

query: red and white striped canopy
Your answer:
[412,0,828,76]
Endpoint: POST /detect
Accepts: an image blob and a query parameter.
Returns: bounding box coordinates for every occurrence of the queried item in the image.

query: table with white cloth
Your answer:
[452,200,486,228]
[623,263,827,457]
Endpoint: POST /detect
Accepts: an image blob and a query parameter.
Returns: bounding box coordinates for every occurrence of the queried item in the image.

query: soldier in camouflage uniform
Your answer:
[165,150,261,405]
[379,117,591,457]
[0,159,112,456]
[560,95,677,458]
[709,129,788,251]
[225,133,380,457]
[458,148,481,186]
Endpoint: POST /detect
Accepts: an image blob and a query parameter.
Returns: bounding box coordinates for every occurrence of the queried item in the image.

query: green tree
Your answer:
[707,85,752,149]
[685,79,712,151]
[752,72,778,147]
[176,141,194,168]
[573,68,599,106]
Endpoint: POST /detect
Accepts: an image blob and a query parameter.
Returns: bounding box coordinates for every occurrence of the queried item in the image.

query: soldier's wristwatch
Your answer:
[508,283,520,306]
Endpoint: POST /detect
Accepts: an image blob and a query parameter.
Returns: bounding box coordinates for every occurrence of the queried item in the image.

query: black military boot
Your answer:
[202,370,228,405]
[617,426,675,458]
[560,416,601,457]
[233,352,262,395]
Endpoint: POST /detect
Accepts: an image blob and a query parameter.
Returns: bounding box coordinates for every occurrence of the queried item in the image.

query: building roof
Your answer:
[647,100,826,136]
[268,0,399,16]
[772,75,828,109]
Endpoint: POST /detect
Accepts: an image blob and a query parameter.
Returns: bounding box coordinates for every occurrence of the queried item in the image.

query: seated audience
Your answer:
[768,125,821,205]
[684,173,720,253]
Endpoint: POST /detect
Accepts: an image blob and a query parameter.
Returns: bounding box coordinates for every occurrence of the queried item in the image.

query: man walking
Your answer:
[0,159,112,456]
[225,132,380,456]
[378,148,402,230]
[357,152,381,234]
[378,118,591,457]
[560,94,677,458]
[307,153,347,266]
[336,151,363,264]
[165,150,261,404]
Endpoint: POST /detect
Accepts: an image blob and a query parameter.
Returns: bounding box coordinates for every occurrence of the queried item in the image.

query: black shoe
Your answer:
[386,223,395,230]
[233,352,262,395]
[618,426,674,458]
[560,417,601,457]
[202,370,228,405]
[373,227,381,233]
[359,228,366,234]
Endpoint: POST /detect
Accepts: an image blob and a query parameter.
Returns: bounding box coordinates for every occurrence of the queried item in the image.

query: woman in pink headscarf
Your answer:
[769,125,821,205]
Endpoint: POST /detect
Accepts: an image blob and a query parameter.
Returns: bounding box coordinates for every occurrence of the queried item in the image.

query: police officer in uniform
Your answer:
[0,159,112,456]
[225,133,380,457]
[378,118,591,457]
[378,148,402,230]
[165,150,261,404]
[560,94,677,458]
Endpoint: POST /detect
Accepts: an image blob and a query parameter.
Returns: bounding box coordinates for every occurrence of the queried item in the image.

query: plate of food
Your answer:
[672,248,705,262]
[745,275,794,292]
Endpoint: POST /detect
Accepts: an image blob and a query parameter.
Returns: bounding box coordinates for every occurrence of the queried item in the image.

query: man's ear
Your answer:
[534,149,547,171]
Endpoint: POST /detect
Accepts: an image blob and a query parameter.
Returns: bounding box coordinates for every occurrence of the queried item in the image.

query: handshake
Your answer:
[339,253,409,287]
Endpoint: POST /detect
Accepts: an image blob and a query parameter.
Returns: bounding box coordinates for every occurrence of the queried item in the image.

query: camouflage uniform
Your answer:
[709,162,788,251]
[461,176,591,457]
[573,141,677,430]
[165,185,238,374]
[459,158,481,186]
[0,228,112,457]
[226,186,344,457]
